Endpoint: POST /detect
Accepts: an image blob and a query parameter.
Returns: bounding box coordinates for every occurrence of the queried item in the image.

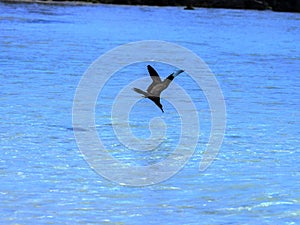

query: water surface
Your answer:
[0,2,299,224]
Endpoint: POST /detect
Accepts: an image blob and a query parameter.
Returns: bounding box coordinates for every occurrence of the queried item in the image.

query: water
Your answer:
[1,2,300,224]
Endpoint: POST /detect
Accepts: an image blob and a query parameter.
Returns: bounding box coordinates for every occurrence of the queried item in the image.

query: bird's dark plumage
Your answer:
[133,65,184,113]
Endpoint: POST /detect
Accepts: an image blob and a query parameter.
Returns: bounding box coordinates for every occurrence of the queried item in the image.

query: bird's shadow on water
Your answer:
[66,127,89,132]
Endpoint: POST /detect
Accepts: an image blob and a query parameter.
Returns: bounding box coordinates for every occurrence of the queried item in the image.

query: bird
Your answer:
[133,65,184,113]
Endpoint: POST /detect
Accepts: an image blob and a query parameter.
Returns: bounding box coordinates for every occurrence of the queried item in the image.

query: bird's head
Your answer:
[158,103,164,113]
[149,96,164,113]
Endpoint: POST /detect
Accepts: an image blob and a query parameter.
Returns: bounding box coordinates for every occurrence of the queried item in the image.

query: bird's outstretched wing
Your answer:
[162,73,175,87]
[147,65,161,83]
[147,65,162,93]
[163,69,184,87]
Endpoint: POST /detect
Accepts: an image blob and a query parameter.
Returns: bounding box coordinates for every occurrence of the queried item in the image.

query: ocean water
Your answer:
[0,2,299,224]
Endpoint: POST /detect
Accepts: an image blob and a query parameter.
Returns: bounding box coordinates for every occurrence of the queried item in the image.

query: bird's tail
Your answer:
[133,88,148,97]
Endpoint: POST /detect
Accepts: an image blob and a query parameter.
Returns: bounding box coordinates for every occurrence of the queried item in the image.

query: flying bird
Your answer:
[133,65,184,113]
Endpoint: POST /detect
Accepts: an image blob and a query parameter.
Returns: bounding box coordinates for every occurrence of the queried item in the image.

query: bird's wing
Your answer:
[162,69,184,87]
[147,65,162,83]
[147,65,162,93]
[162,73,175,87]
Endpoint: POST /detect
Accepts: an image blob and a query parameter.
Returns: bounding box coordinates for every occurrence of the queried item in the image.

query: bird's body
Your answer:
[133,65,184,112]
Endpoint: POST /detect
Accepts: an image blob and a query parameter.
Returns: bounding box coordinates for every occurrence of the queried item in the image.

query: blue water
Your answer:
[1,2,300,224]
